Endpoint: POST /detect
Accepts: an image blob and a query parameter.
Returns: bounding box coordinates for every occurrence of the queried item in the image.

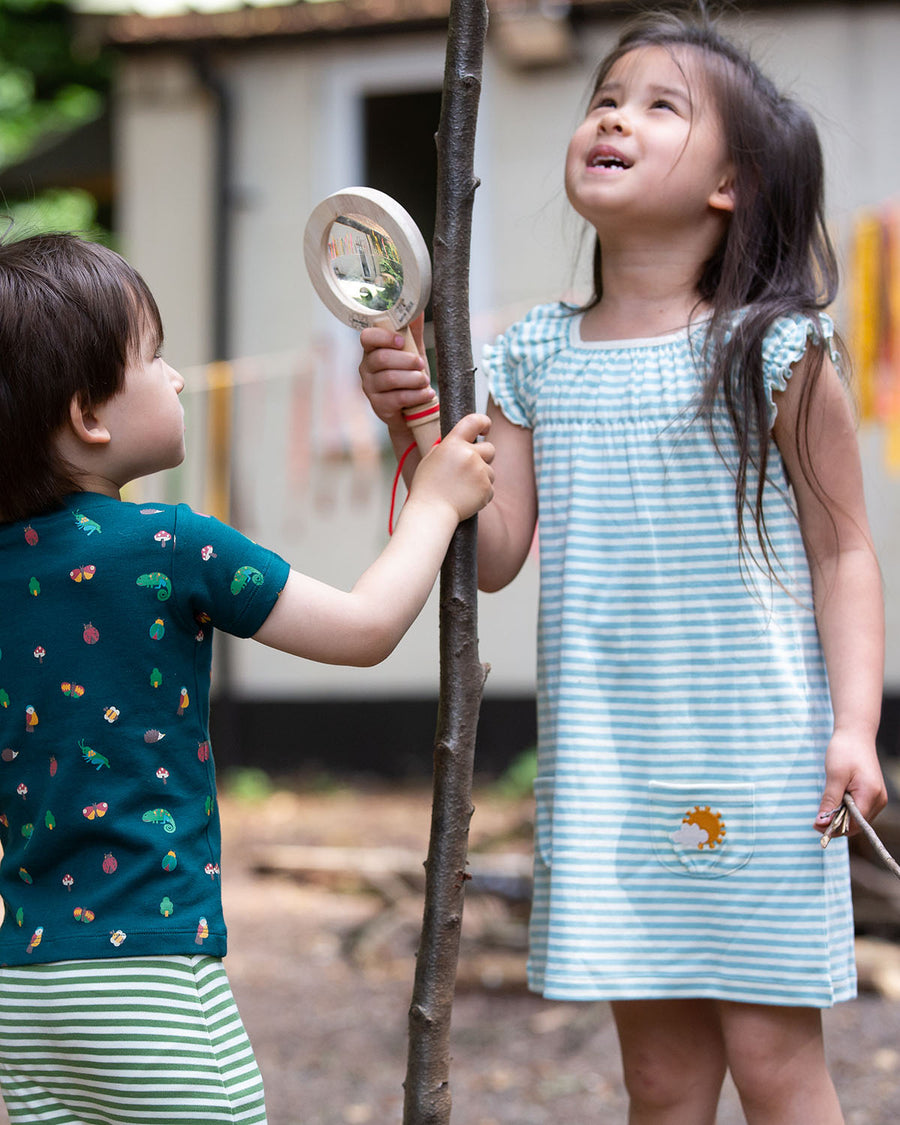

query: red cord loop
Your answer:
[389,441,418,536]
[388,437,441,535]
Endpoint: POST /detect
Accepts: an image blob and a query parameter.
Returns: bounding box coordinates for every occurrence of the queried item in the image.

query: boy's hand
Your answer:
[408,413,495,523]
[359,314,435,433]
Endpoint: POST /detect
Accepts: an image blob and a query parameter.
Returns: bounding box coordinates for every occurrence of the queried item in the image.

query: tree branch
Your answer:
[402,1,489,1122]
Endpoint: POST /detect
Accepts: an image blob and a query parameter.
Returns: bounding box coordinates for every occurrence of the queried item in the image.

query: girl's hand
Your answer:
[816,729,888,836]
[359,313,434,433]
[406,413,495,523]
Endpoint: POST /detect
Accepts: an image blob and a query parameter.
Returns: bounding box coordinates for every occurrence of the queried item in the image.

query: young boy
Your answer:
[0,232,493,1123]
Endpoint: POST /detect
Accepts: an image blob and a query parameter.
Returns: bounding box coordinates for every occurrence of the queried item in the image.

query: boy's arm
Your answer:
[252,413,493,666]
[773,350,887,832]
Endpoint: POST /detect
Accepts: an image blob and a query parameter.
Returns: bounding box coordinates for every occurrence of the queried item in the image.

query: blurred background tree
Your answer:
[0,0,111,237]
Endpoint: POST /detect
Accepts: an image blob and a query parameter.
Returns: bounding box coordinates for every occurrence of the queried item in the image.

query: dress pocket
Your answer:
[650,780,755,878]
[533,775,554,868]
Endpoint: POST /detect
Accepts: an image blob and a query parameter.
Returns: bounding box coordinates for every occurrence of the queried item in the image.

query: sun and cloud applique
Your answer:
[672,805,727,850]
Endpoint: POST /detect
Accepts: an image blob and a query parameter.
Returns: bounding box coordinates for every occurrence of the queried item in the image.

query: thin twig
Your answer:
[821,793,900,881]
[820,804,849,847]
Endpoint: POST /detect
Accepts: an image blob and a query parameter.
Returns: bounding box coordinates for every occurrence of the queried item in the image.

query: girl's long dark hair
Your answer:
[584,9,841,571]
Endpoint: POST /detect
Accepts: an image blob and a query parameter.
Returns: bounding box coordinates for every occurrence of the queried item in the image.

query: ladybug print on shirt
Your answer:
[0,494,289,965]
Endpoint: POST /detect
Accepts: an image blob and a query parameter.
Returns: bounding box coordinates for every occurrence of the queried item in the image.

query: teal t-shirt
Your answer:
[0,493,290,965]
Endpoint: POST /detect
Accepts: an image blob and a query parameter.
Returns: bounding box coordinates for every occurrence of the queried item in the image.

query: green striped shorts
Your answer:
[0,954,267,1123]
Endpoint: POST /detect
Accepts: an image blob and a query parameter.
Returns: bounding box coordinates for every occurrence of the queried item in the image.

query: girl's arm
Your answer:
[476,398,537,592]
[252,413,494,666]
[359,323,538,593]
[773,349,888,832]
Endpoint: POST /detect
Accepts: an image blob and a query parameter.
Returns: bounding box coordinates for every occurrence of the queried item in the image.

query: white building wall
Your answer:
[115,4,900,699]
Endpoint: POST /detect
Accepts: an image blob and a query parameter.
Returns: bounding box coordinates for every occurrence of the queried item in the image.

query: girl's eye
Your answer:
[592,96,616,111]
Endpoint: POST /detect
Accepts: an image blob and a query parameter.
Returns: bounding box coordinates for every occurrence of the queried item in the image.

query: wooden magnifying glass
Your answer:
[303,187,440,453]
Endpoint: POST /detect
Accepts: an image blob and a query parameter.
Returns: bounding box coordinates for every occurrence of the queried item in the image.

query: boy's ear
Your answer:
[709,166,736,214]
[68,394,111,446]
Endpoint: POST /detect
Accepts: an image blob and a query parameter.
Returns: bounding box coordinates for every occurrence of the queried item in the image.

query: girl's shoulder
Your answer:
[484,301,578,369]
[501,300,579,341]
[483,303,579,424]
[759,310,838,362]
[756,311,841,399]
[723,310,841,426]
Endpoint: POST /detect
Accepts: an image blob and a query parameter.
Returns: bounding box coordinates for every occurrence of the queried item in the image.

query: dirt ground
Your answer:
[216,777,900,1125]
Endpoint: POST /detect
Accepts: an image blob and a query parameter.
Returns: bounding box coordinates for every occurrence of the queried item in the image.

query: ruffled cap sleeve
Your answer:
[763,312,842,426]
[483,303,574,429]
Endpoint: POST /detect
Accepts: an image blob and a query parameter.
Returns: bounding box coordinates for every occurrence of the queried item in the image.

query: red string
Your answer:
[389,441,419,536]
[388,437,441,535]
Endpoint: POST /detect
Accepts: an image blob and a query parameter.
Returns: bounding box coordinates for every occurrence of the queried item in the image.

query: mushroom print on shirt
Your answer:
[0,495,289,965]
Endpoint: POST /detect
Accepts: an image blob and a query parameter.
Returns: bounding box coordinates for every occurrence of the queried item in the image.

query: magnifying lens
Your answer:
[303,187,440,454]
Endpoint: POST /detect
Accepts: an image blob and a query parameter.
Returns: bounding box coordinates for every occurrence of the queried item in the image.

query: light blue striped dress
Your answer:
[485,303,855,1008]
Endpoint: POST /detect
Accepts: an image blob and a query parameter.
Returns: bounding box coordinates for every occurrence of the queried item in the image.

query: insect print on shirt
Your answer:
[142,808,176,833]
[230,566,264,595]
[69,565,96,583]
[72,511,101,536]
[135,573,172,601]
[79,739,109,770]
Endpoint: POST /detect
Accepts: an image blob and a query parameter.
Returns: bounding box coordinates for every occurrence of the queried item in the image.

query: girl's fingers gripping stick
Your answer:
[375,320,440,455]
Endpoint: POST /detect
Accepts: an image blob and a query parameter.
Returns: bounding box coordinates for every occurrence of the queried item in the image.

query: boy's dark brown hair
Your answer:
[0,232,163,523]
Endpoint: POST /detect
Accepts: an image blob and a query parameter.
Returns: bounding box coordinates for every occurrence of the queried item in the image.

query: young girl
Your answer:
[360,11,887,1124]
[0,231,493,1123]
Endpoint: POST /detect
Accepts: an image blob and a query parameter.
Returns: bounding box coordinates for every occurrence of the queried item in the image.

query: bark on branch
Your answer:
[402,1,489,1122]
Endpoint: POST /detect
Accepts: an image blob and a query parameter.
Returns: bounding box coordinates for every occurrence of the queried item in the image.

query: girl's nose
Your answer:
[169,364,185,394]
[598,107,629,135]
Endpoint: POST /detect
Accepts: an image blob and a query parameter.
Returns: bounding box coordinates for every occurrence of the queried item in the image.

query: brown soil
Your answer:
[219,780,900,1125]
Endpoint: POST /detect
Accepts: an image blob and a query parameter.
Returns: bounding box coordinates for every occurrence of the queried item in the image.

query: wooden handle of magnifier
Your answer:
[381,321,441,455]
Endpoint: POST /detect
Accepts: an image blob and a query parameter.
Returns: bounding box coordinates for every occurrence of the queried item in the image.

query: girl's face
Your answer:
[565,45,735,235]
[101,316,186,487]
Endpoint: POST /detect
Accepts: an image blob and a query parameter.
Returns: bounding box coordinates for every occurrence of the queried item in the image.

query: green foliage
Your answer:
[0,0,110,168]
[491,745,537,800]
[0,0,111,236]
[223,767,276,804]
[4,186,104,239]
